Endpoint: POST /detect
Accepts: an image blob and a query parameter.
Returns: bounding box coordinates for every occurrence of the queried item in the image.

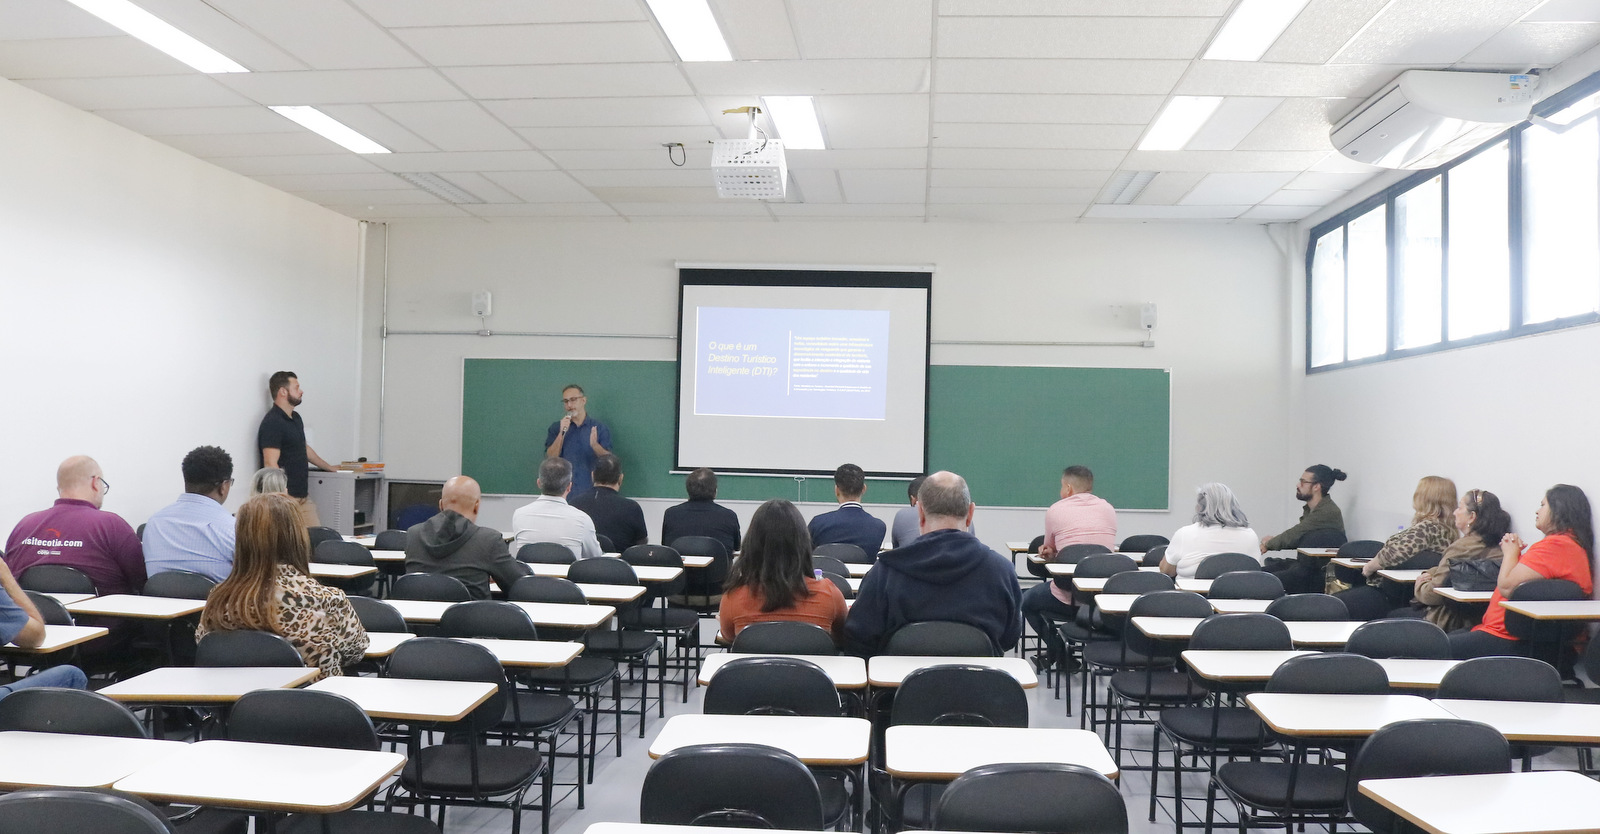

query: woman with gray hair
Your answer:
[1161,482,1261,578]
[249,467,289,498]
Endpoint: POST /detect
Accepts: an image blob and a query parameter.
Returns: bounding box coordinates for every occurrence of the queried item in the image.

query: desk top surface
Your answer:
[1132,617,1356,647]
[1297,548,1341,558]
[100,666,319,703]
[362,631,414,658]
[39,592,96,605]
[698,653,866,689]
[0,731,186,790]
[573,582,647,603]
[527,562,683,583]
[1175,578,1212,594]
[1434,698,1600,744]
[1357,770,1600,834]
[884,725,1118,780]
[647,714,871,766]
[1181,650,1315,681]
[1377,569,1425,583]
[1497,599,1600,619]
[3,624,109,653]
[1371,658,1461,689]
[66,594,204,619]
[1207,598,1275,614]
[308,562,378,578]
[1434,587,1494,602]
[384,598,613,628]
[457,637,584,668]
[1246,692,1452,736]
[307,675,498,722]
[866,655,1037,688]
[113,739,405,814]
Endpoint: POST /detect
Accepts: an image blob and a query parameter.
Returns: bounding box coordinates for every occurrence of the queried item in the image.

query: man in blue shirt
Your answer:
[544,384,612,498]
[143,446,236,582]
[808,463,887,557]
[0,559,88,698]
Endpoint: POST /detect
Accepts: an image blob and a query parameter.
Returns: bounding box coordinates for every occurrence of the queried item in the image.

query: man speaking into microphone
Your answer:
[544,384,612,499]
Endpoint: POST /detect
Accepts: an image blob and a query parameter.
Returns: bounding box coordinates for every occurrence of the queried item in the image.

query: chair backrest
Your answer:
[1299,528,1348,548]
[23,591,73,626]
[1504,579,1589,645]
[891,665,1028,727]
[347,596,409,633]
[820,571,853,600]
[387,637,508,733]
[1266,593,1348,622]
[1061,552,1138,596]
[389,572,472,602]
[1118,534,1169,554]
[1102,570,1175,595]
[1437,656,1564,702]
[1190,613,1292,651]
[18,565,97,596]
[1582,626,1600,687]
[142,570,216,600]
[1141,545,1167,567]
[884,621,997,657]
[1267,653,1388,694]
[195,630,305,668]
[1193,552,1262,580]
[0,688,144,738]
[136,523,146,541]
[1345,619,1451,659]
[703,657,842,716]
[1123,591,1213,657]
[516,542,576,564]
[1392,549,1444,571]
[1027,535,1045,554]
[306,526,342,549]
[640,743,825,829]
[1057,543,1112,564]
[811,554,850,578]
[373,530,407,551]
[228,689,379,751]
[814,542,871,564]
[596,534,615,553]
[1337,539,1383,559]
[1347,718,1510,834]
[0,788,176,834]
[314,540,376,567]
[567,556,641,586]
[729,621,838,655]
[625,544,691,597]
[1208,570,1285,600]
[438,600,540,641]
[934,762,1128,834]
[507,576,587,641]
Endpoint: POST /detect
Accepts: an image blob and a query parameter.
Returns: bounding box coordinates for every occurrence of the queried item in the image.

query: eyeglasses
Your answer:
[95,476,110,495]
[561,396,584,404]
[1297,478,1314,485]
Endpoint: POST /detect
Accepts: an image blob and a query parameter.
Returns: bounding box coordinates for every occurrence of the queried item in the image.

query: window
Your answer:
[1524,117,1600,324]
[1345,206,1388,360]
[1309,229,1345,367]
[1394,176,1442,349]
[1447,142,1511,340]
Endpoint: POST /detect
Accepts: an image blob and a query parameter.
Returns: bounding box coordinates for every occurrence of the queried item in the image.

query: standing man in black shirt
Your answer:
[257,371,337,527]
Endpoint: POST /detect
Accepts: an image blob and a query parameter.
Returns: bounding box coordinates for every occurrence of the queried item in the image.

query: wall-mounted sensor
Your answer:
[472,291,492,318]
[1140,303,1158,330]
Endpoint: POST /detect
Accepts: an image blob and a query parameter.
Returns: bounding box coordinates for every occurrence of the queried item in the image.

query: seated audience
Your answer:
[142,445,237,582]
[845,471,1021,656]
[570,454,648,549]
[4,455,145,595]
[718,499,848,641]
[1413,489,1511,631]
[405,475,529,600]
[661,467,741,555]
[511,458,602,560]
[1335,476,1458,619]
[1021,465,1116,669]
[1261,464,1348,593]
[198,493,368,679]
[890,475,927,548]
[1160,482,1261,579]
[1450,484,1595,659]
[249,466,288,497]
[808,463,887,556]
[0,559,87,699]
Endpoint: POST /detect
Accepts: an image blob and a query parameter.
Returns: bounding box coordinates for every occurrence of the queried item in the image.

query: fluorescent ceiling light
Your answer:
[61,0,247,73]
[1203,0,1312,62]
[1138,97,1224,151]
[644,0,732,62]
[763,96,826,150]
[269,106,390,154]
[1545,90,1600,126]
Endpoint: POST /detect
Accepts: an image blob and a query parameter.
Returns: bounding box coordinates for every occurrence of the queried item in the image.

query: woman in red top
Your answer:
[718,499,848,642]
[1449,484,1595,659]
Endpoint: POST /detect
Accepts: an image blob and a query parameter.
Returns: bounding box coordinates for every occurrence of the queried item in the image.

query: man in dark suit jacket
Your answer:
[807,463,887,557]
[570,454,648,550]
[661,467,741,554]
[405,476,529,599]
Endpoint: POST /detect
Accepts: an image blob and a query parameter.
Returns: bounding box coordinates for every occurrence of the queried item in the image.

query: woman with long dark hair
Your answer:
[1413,489,1512,631]
[718,499,848,641]
[1449,484,1595,659]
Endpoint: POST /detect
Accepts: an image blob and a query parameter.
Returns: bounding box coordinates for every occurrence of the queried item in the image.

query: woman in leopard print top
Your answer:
[198,493,368,679]
[1333,476,1459,620]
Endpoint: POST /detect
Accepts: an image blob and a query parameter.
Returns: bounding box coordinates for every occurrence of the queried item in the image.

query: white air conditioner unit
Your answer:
[1331,70,1538,170]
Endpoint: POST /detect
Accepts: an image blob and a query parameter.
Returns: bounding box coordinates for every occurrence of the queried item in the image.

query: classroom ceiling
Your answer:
[4,0,1600,223]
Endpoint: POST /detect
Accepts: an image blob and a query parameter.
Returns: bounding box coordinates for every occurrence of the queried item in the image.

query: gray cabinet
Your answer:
[306,470,385,535]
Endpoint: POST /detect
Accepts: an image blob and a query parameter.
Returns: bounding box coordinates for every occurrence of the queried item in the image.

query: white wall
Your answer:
[0,77,363,531]
[367,218,1297,553]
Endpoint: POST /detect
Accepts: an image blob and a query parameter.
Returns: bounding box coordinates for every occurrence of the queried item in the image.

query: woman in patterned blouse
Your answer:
[198,493,368,679]
[1334,476,1460,620]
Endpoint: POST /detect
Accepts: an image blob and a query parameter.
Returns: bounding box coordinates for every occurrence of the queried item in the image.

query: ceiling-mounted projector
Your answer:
[1331,70,1538,170]
[713,106,787,199]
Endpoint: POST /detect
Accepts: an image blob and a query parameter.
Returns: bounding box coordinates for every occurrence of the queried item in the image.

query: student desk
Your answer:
[680,554,714,569]
[1296,548,1341,559]
[1134,617,1360,648]
[647,714,871,766]
[1331,557,1371,569]
[384,598,614,629]
[457,638,584,669]
[1045,562,1162,579]
[1245,693,1452,737]
[528,563,683,583]
[2,624,108,654]
[1095,593,1139,614]
[1182,651,1458,689]
[1434,699,1600,745]
[1357,770,1600,834]
[40,592,96,606]
[574,582,647,603]
[371,549,405,563]
[362,631,415,658]
[883,726,1119,780]
[1377,569,1425,583]
[1372,658,1461,690]
[308,562,378,579]
[1207,598,1274,614]
[866,656,1037,689]
[698,653,867,689]
[0,731,184,789]
[843,563,871,578]
[99,666,319,705]
[1175,578,1212,594]
[342,535,378,547]
[113,738,405,815]
[307,676,498,722]
[1433,586,1494,603]
[1497,599,1600,620]
[66,594,203,620]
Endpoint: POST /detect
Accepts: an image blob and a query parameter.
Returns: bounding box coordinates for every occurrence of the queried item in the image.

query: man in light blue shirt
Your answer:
[142,446,236,582]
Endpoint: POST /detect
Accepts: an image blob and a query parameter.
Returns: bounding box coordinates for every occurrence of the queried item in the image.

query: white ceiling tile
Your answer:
[427,172,523,203]
[1309,152,1386,173]
[1334,0,1543,65]
[929,187,1098,204]
[788,169,844,203]
[778,148,929,168]
[931,148,1130,169]
[1133,171,1207,204]
[0,37,190,78]
[838,169,927,202]
[393,22,673,66]
[1179,172,1298,205]
[937,0,1233,14]
[789,0,932,59]
[1124,149,1331,171]
[934,59,1188,95]
[613,201,774,215]
[1263,0,1395,64]
[19,75,251,110]
[376,102,530,152]
[348,0,647,27]
[95,106,295,136]
[205,154,388,176]
[484,97,712,128]
[1176,62,1407,98]
[1235,98,1340,152]
[151,130,381,158]
[1460,21,1600,64]
[936,15,1216,59]
[711,0,800,60]
[325,204,476,220]
[567,168,715,188]
[312,104,435,153]
[588,186,727,203]
[934,93,1164,125]
[1239,204,1319,220]
[483,171,604,202]
[443,64,694,98]
[117,0,304,72]
[1261,188,1347,205]
[1185,97,1285,151]
[369,151,558,172]
[217,70,466,105]
[1287,170,1378,190]
[931,123,1145,149]
[1526,0,1600,20]
[928,204,1090,221]
[0,0,120,39]
[251,172,414,191]
[201,0,422,70]
[931,169,1111,188]
[767,203,926,217]
[517,125,724,150]
[284,187,444,205]
[816,95,929,148]
[461,203,621,217]
[1085,204,1248,219]
[681,60,931,95]
[542,149,711,170]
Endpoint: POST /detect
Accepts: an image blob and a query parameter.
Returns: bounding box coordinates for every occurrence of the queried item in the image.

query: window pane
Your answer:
[1395,176,1443,349]
[1345,206,1388,360]
[1447,142,1511,339]
[1310,229,1345,367]
[1524,117,1600,324]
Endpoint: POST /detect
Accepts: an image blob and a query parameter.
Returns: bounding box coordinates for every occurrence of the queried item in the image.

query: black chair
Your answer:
[143,571,215,600]
[517,543,576,565]
[1024,535,1051,581]
[814,542,870,564]
[314,540,378,597]
[1328,539,1387,588]
[1504,578,1589,673]
[1193,552,1261,580]
[619,546,702,703]
[1265,593,1348,621]
[884,621,996,656]
[24,591,74,626]
[349,596,410,633]
[933,762,1127,834]
[385,638,549,834]
[307,527,343,549]
[1346,719,1511,834]
[1141,545,1168,568]
[1119,534,1169,554]
[374,530,408,551]
[812,554,850,578]
[568,558,666,724]
[507,576,624,762]
[194,630,304,668]
[136,523,147,541]
[372,530,408,594]
[1567,632,1600,704]
[0,789,177,834]
[19,565,97,596]
[1080,591,1208,737]
[0,687,145,737]
[389,573,472,603]
[664,538,725,609]
[1053,564,1171,704]
[820,570,854,600]
[640,743,825,829]
[1105,593,1212,770]
[1302,529,1351,548]
[1346,618,1451,659]
[226,689,442,833]
[1438,655,1564,771]
[596,534,614,553]
[729,621,838,655]
[1208,570,1285,600]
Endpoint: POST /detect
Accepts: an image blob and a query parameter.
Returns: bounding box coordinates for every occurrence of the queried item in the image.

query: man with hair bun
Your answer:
[143,445,238,582]
[1261,464,1348,552]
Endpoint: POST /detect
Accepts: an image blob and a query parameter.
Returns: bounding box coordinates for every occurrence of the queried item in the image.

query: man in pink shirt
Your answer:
[1023,465,1117,669]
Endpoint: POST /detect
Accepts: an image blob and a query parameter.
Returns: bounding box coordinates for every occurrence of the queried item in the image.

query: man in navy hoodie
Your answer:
[844,471,1021,656]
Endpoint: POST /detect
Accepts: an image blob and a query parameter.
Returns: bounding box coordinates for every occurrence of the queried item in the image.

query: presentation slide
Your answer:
[677,268,931,477]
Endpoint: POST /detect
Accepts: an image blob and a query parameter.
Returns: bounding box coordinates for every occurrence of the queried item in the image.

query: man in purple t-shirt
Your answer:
[4,456,146,595]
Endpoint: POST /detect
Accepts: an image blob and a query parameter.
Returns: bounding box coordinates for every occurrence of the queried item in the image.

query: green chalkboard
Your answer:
[462,359,1169,509]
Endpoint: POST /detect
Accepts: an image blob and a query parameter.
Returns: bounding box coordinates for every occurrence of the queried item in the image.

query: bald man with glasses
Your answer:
[4,455,146,595]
